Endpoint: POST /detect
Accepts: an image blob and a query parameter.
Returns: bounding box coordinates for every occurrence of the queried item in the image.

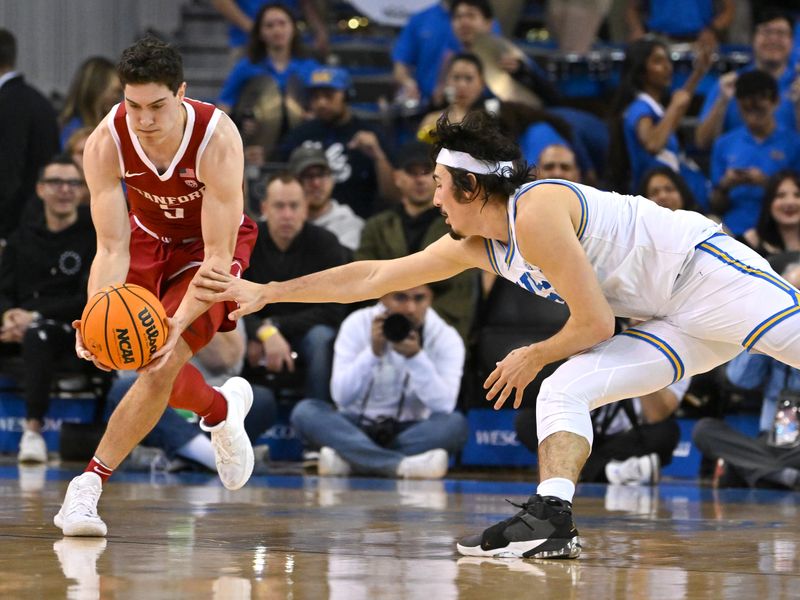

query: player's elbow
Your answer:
[590,311,615,343]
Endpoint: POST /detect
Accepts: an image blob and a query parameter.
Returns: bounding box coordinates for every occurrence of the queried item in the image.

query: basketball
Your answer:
[80,283,169,370]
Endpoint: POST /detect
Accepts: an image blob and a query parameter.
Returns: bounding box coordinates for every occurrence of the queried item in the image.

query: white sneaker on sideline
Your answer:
[605,453,660,485]
[18,429,47,463]
[54,472,107,537]
[396,449,448,479]
[317,446,351,477]
[200,377,254,490]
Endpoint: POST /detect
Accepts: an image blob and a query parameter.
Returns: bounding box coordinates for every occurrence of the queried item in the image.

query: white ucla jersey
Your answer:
[484,179,721,319]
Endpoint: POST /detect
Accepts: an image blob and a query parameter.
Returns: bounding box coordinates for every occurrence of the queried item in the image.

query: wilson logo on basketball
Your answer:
[116,328,135,364]
[138,307,160,358]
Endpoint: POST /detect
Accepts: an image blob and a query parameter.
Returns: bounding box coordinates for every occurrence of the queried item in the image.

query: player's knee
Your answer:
[536,382,594,447]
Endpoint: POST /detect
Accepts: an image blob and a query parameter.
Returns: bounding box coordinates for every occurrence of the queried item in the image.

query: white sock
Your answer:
[176,434,217,471]
[537,477,575,503]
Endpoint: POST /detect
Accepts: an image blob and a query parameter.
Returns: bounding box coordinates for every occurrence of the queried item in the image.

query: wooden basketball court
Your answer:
[1,465,798,599]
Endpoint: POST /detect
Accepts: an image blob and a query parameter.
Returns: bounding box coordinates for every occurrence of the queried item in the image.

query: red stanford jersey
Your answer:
[108,97,225,242]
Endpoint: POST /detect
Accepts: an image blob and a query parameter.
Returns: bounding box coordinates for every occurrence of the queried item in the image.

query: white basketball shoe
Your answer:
[54,472,107,537]
[200,377,255,490]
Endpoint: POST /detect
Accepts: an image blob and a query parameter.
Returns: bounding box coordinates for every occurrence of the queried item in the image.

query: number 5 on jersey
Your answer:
[161,206,185,219]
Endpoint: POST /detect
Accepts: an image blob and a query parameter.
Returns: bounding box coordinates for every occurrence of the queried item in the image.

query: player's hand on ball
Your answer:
[72,320,112,372]
[140,317,180,372]
[483,345,542,410]
[194,266,266,319]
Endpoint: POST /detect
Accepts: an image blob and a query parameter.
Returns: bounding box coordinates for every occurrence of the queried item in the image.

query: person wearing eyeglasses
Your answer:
[710,70,800,236]
[0,155,95,464]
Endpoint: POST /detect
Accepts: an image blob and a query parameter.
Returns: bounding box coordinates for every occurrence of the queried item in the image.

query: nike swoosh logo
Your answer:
[125,170,147,177]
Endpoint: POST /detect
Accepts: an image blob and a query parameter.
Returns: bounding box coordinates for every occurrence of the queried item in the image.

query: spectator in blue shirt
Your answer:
[696,10,799,150]
[211,0,328,58]
[218,3,319,165]
[627,0,734,50]
[637,165,699,213]
[710,71,800,236]
[218,4,318,112]
[610,37,712,208]
[741,170,800,257]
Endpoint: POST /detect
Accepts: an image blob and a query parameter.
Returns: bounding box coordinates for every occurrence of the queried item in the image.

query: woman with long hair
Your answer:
[218,3,318,113]
[741,170,800,257]
[59,56,121,148]
[608,37,711,208]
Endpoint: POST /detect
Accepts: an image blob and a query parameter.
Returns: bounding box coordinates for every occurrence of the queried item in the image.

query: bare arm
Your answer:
[172,114,244,336]
[695,72,737,149]
[196,234,489,319]
[83,122,131,296]
[625,0,646,41]
[211,0,253,33]
[485,184,615,409]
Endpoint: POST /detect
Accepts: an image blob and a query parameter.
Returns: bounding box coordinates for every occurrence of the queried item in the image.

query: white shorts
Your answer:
[537,233,800,445]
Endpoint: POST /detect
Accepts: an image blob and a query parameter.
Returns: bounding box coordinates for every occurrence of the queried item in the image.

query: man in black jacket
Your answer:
[0,155,96,462]
[244,172,350,401]
[0,29,60,245]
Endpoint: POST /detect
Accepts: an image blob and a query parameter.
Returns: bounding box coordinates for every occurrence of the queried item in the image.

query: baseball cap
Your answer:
[393,141,434,171]
[288,145,330,176]
[305,67,352,91]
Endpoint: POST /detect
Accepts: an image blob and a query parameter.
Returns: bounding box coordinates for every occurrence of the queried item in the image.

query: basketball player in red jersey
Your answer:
[54,37,259,537]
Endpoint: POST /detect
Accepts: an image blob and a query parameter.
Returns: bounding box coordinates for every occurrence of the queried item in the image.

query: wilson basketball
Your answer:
[80,283,169,370]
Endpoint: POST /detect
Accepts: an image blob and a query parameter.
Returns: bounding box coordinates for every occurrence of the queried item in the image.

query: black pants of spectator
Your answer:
[19,321,79,423]
[514,407,680,482]
[692,417,800,488]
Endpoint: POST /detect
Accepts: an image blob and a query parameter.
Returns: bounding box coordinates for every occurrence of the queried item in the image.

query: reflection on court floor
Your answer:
[0,465,798,599]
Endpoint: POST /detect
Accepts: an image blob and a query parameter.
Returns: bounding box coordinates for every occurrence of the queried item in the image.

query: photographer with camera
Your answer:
[290,284,469,478]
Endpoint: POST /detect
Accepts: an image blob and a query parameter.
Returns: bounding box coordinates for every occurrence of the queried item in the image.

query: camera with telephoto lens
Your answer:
[382,313,413,342]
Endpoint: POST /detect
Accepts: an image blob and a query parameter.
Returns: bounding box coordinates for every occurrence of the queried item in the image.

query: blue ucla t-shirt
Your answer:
[700,65,798,134]
[646,0,713,37]
[228,0,299,48]
[623,94,682,189]
[219,56,319,107]
[711,125,800,235]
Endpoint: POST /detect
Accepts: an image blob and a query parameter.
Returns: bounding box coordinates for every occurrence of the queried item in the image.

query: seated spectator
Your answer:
[609,37,712,208]
[693,263,800,490]
[288,145,363,251]
[417,54,591,179]
[626,0,735,50]
[0,28,59,245]
[536,144,581,182]
[58,56,121,148]
[356,141,478,340]
[696,10,798,150]
[211,0,328,59]
[392,1,499,105]
[107,323,277,472]
[710,70,800,236]
[64,126,93,176]
[244,173,350,401]
[278,67,398,217]
[741,171,800,257]
[515,376,688,484]
[218,3,319,163]
[290,284,468,479]
[0,155,94,463]
[637,165,699,211]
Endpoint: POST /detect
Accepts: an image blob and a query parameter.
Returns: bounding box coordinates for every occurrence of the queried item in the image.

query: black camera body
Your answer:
[382,313,413,342]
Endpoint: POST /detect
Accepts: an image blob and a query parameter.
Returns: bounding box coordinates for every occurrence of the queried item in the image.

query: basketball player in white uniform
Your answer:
[194,111,800,559]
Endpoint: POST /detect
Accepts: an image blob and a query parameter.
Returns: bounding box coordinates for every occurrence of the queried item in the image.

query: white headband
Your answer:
[436,148,514,177]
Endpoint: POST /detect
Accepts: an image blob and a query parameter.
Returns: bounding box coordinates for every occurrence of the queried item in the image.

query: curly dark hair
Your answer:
[431,110,534,207]
[117,36,183,94]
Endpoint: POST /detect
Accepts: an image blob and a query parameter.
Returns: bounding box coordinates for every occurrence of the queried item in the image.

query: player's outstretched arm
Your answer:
[195,234,487,320]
